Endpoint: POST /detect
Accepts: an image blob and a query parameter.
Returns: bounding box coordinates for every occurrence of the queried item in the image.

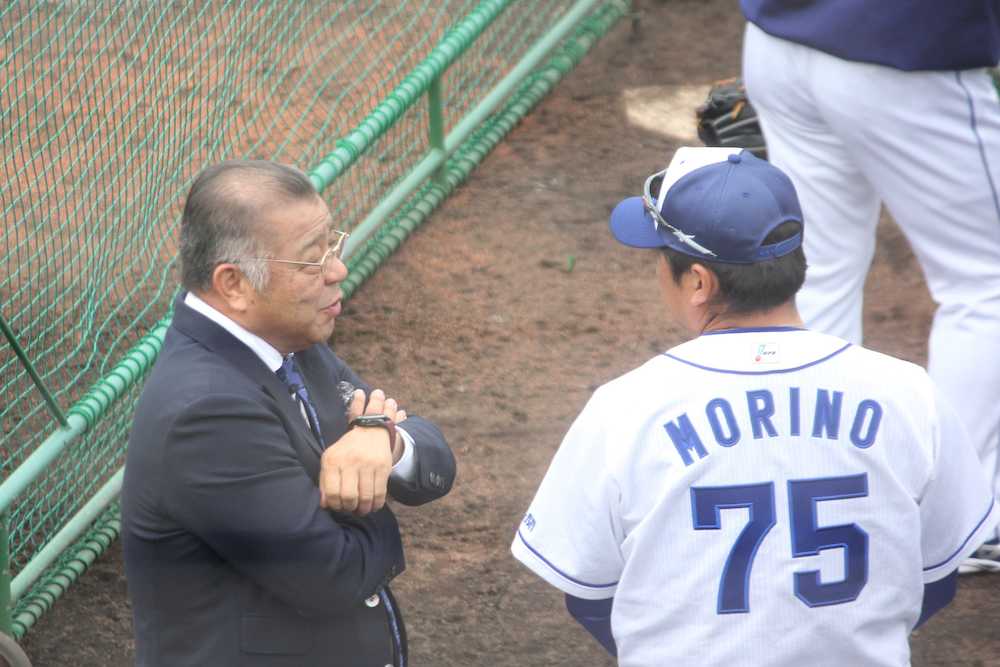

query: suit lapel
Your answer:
[170,293,326,462]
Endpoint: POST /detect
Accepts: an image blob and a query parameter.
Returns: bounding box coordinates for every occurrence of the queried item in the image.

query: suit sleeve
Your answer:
[162,393,405,617]
[333,355,456,506]
[389,416,455,505]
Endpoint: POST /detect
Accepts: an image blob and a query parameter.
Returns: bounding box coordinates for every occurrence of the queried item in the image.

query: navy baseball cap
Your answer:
[609,147,804,264]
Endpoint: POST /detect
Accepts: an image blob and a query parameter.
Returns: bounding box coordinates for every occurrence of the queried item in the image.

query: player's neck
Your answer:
[699,301,804,335]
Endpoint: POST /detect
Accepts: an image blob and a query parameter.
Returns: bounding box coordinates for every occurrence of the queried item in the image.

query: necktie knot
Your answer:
[276,355,323,442]
[277,355,304,390]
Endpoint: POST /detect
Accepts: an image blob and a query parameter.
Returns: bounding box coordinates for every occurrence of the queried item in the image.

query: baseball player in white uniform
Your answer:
[739,0,1000,571]
[512,147,999,666]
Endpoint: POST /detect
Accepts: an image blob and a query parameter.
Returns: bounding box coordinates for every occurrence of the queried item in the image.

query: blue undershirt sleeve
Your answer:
[565,594,617,657]
[916,570,957,629]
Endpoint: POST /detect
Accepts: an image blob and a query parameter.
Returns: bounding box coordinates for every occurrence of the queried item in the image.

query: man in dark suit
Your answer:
[122,160,456,667]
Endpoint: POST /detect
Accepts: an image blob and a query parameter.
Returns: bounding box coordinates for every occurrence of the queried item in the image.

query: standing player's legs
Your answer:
[749,32,1000,540]
[840,67,1000,525]
[742,23,880,345]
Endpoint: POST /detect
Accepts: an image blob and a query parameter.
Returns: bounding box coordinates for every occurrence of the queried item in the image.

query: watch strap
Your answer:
[348,415,396,453]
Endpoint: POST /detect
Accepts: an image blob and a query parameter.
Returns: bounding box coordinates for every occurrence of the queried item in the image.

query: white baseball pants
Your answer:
[743,21,1000,527]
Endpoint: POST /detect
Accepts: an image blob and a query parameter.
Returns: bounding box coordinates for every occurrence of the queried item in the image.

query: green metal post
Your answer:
[0,512,13,636]
[11,471,123,600]
[0,312,68,428]
[11,505,120,640]
[427,76,447,185]
[0,315,170,516]
[340,0,628,297]
[342,0,605,258]
[441,0,604,155]
[308,0,516,194]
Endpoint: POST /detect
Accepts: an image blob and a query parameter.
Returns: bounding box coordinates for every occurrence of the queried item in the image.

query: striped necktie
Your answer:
[280,356,404,663]
[276,355,324,442]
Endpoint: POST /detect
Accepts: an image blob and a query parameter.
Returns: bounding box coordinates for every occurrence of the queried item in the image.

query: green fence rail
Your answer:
[0,0,629,642]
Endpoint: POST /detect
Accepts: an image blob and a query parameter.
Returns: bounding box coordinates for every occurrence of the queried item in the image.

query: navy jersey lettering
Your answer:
[706,398,741,447]
[666,414,709,466]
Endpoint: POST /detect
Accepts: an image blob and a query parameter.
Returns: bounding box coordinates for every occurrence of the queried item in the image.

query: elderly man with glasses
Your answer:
[122,160,456,667]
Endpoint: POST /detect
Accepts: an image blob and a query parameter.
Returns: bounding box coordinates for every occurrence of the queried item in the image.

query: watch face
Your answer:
[354,415,391,426]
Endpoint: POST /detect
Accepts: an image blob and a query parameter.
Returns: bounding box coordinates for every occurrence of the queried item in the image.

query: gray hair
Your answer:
[179,160,317,293]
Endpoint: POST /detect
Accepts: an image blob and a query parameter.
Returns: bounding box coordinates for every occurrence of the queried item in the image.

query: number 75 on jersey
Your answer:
[692,473,868,614]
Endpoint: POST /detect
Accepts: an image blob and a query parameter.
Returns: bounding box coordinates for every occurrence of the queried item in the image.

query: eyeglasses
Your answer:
[642,170,717,257]
[252,230,349,274]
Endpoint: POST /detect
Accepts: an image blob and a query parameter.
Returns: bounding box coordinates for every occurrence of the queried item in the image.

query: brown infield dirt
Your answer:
[17,1,1000,665]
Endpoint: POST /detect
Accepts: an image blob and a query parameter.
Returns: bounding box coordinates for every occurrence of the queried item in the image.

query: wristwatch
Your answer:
[348,414,396,452]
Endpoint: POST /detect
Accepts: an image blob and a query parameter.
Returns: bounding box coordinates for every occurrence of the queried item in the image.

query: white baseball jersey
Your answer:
[512,327,998,667]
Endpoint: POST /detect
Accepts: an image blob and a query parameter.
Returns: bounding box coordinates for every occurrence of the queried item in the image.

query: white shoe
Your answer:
[958,541,1000,574]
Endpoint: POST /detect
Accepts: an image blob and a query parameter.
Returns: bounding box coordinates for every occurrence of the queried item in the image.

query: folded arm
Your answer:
[389,415,455,505]
[164,393,405,617]
[330,356,456,507]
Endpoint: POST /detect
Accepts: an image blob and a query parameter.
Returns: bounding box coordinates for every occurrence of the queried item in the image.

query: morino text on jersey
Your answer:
[667,387,882,466]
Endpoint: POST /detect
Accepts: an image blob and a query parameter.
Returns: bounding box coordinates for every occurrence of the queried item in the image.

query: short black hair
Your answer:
[179,160,317,292]
[660,221,807,315]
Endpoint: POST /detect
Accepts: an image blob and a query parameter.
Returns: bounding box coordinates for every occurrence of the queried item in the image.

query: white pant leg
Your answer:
[746,23,1000,526]
[742,22,880,345]
[821,66,1000,501]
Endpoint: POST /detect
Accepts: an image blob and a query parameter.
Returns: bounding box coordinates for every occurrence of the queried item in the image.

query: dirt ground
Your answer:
[16,0,1000,665]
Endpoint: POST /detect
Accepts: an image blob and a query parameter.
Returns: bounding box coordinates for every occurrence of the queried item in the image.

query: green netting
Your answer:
[0,0,628,636]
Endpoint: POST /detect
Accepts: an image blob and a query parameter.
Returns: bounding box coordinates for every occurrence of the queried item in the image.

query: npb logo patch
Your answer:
[753,342,779,364]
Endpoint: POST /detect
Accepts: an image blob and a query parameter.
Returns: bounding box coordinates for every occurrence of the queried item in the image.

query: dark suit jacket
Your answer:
[122,293,455,667]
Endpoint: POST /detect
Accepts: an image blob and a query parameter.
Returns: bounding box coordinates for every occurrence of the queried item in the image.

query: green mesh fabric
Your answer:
[0,0,615,602]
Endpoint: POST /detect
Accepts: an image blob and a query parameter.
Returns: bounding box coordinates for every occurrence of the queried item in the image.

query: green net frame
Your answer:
[0,0,629,639]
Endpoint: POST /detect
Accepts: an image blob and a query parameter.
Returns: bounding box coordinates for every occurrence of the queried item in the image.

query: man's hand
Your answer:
[319,388,407,516]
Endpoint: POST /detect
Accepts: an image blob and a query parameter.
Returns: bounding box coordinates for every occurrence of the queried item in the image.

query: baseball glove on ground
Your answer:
[695,78,767,159]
